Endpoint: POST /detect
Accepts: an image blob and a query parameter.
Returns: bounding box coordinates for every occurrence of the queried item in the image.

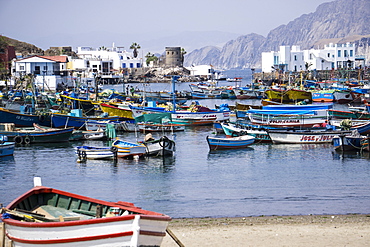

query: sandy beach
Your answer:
[1,214,369,246]
[161,214,370,247]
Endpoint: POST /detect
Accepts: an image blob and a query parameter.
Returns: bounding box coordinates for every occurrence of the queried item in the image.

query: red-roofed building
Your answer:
[12,55,69,90]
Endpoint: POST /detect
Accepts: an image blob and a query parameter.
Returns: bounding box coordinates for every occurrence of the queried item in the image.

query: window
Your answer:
[338,50,341,57]
[20,66,25,70]
[43,66,48,70]
[327,53,330,58]
[136,63,141,68]
[350,50,353,57]
[344,50,348,57]
[130,63,134,68]
[120,56,123,59]
[122,63,126,68]
[294,55,297,61]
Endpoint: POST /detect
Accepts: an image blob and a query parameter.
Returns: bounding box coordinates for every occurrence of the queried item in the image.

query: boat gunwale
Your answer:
[2,186,171,227]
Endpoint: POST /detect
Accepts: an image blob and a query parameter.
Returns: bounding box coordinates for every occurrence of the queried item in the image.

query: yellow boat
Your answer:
[99,102,134,119]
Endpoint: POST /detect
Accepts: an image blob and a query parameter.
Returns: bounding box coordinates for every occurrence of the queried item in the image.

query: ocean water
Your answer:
[1,73,370,218]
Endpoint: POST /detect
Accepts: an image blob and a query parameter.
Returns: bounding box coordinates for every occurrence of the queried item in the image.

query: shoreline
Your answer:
[162,214,370,246]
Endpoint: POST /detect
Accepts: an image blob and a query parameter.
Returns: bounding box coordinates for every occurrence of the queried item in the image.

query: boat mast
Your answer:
[171,75,179,113]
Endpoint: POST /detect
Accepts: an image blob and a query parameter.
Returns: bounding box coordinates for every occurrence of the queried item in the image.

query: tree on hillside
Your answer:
[130,42,141,58]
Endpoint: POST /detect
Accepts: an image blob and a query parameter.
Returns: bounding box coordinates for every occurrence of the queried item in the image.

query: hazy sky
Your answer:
[1,0,332,51]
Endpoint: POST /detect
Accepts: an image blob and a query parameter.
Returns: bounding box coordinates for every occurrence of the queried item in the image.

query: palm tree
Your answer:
[181,48,187,65]
[130,42,141,58]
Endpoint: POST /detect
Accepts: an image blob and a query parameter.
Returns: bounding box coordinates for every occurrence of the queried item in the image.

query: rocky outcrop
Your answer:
[185,0,370,69]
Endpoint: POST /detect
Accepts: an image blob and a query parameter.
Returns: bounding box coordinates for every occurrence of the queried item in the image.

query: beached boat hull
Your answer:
[206,135,255,150]
[1,186,171,247]
[268,130,350,144]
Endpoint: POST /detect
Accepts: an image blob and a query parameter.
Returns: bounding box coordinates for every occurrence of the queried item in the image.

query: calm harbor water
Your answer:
[1,72,370,218]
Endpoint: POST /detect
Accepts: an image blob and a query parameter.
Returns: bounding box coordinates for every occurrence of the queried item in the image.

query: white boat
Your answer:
[1,179,171,246]
[75,146,115,160]
[268,129,351,144]
[247,108,328,128]
[112,138,147,158]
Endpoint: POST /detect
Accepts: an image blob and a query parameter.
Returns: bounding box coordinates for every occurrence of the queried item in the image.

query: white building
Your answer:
[75,45,143,73]
[262,43,357,73]
[12,55,69,90]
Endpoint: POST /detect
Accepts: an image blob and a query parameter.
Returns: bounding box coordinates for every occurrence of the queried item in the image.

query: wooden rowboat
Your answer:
[206,135,255,150]
[0,180,171,246]
[112,138,147,158]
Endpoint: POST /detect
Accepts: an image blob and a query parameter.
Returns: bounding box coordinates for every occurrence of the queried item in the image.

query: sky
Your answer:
[0,0,332,53]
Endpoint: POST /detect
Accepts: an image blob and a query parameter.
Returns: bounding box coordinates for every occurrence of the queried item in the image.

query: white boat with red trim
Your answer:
[0,181,171,247]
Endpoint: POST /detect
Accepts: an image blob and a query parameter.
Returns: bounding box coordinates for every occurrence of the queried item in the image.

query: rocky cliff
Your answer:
[185,0,370,69]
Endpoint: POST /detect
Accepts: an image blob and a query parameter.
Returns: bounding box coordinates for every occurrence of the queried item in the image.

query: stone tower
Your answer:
[165,47,182,67]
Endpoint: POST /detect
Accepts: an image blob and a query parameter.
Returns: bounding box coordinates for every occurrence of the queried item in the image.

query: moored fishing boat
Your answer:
[286,88,312,103]
[130,104,230,126]
[327,107,370,120]
[0,180,171,246]
[267,129,351,144]
[75,145,115,160]
[0,134,15,157]
[0,123,74,144]
[141,134,176,156]
[0,107,51,127]
[247,109,327,128]
[332,131,368,152]
[111,138,146,158]
[221,122,272,143]
[51,112,120,129]
[206,135,255,150]
[264,88,290,103]
[99,102,134,119]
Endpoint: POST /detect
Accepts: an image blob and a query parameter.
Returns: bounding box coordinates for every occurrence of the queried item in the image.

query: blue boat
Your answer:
[333,134,368,152]
[0,107,51,127]
[51,112,119,129]
[206,135,255,150]
[0,135,15,157]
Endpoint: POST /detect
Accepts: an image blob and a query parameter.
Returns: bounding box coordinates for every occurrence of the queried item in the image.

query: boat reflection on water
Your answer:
[332,150,370,160]
[207,147,254,158]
